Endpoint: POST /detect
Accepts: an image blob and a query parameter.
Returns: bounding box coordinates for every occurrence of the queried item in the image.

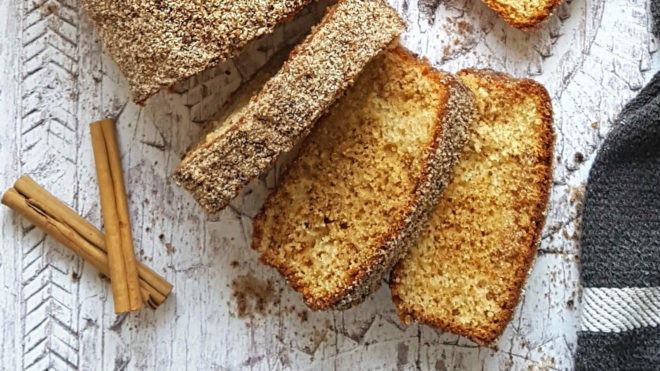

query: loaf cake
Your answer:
[390,69,554,344]
[482,0,563,28]
[252,47,476,310]
[173,0,406,214]
[79,0,314,103]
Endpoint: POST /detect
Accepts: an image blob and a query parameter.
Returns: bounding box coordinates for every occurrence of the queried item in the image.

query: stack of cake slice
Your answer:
[172,0,555,345]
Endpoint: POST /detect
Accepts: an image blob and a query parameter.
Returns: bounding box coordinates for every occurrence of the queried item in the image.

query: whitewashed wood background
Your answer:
[0,0,658,370]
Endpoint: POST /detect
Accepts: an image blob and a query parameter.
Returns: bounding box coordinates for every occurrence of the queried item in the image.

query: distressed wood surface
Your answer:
[0,0,658,370]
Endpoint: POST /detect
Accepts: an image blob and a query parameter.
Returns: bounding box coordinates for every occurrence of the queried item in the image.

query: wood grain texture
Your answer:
[0,0,658,369]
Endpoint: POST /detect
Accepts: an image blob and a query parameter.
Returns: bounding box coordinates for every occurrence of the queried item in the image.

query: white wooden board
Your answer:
[0,0,658,369]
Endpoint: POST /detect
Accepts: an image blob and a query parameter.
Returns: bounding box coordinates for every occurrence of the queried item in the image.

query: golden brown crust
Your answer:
[253,47,477,310]
[79,0,315,104]
[390,68,554,345]
[173,0,406,214]
[482,0,564,29]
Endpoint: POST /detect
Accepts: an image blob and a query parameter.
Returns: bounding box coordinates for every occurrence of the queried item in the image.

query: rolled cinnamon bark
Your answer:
[2,176,172,309]
[91,119,143,312]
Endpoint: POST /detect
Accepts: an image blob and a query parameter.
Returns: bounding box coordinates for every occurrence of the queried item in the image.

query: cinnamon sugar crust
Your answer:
[173,0,405,214]
[80,0,315,103]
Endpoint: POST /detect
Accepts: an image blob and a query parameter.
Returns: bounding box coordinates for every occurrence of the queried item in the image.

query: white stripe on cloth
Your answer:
[581,287,660,333]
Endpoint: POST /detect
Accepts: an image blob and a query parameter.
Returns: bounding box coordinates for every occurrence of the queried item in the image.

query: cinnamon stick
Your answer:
[2,176,172,309]
[91,119,142,312]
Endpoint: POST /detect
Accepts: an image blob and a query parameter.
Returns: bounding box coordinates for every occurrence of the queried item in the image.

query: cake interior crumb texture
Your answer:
[252,47,475,310]
[79,0,314,103]
[482,0,563,28]
[390,69,554,345]
[173,0,405,214]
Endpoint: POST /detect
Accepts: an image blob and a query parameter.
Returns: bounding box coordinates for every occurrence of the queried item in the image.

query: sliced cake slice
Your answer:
[252,47,477,310]
[482,0,563,29]
[79,0,315,103]
[390,69,554,345]
[173,0,405,214]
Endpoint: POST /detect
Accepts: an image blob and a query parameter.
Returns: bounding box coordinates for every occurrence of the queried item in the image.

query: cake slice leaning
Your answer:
[252,47,477,310]
[390,69,554,345]
[173,0,405,214]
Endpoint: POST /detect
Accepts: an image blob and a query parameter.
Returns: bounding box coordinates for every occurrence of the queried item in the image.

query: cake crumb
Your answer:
[40,2,59,15]
[456,21,473,36]
[570,183,586,241]
[231,274,279,319]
